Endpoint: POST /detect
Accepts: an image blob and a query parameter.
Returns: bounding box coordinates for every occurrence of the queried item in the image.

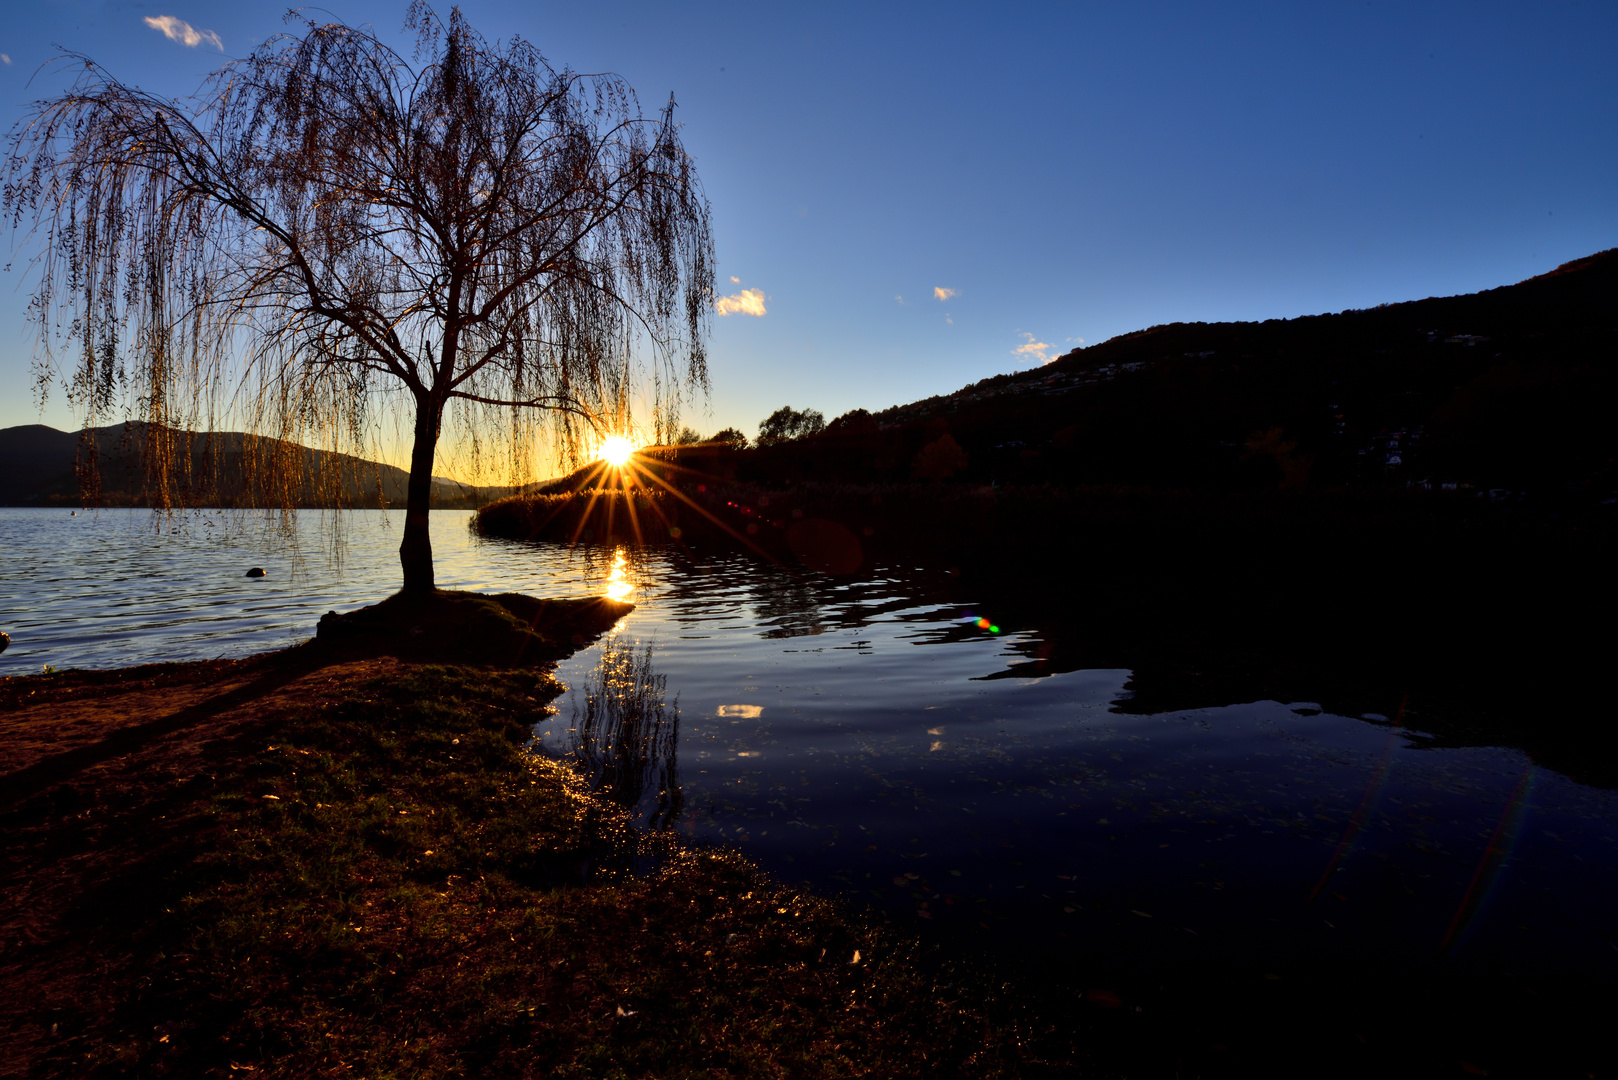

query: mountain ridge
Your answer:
[742,247,1618,501]
[0,422,517,509]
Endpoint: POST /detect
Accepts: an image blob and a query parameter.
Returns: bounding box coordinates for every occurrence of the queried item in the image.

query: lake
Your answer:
[4,506,1615,1068]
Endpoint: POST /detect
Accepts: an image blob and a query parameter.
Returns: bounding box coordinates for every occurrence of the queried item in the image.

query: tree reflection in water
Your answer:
[568,639,684,830]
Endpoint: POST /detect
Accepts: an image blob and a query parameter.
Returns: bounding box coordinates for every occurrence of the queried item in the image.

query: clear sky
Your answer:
[1,1,1614,475]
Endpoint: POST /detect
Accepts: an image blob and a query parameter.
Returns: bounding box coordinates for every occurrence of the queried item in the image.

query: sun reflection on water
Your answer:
[604,547,635,600]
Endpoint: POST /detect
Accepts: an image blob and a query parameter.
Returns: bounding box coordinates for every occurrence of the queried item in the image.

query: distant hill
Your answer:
[709,248,1617,504]
[480,254,1618,784]
[0,422,517,509]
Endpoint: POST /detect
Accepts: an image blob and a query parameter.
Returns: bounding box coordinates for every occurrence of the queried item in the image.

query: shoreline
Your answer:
[0,594,1064,1078]
[478,482,1618,786]
[5,587,1616,1076]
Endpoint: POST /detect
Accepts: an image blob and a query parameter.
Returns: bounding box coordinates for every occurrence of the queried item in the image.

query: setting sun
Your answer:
[598,435,635,467]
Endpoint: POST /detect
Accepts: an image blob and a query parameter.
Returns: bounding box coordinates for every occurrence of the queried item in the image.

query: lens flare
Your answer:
[1441,764,1537,954]
[599,435,635,467]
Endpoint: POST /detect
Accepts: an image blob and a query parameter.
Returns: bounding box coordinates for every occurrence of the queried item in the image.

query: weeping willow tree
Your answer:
[2,4,713,593]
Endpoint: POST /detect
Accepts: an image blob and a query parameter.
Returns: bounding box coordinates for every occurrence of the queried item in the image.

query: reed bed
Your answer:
[567,640,684,832]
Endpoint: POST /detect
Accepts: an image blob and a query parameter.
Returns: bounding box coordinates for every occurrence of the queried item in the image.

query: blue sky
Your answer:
[1,1,1614,472]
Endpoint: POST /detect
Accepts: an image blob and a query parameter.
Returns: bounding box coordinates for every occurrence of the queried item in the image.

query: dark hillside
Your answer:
[0,422,515,509]
[731,248,1617,502]
[478,252,1618,782]
[0,425,81,504]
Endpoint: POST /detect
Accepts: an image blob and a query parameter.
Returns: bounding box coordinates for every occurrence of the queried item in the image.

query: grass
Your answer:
[17,661,1069,1079]
[309,589,636,666]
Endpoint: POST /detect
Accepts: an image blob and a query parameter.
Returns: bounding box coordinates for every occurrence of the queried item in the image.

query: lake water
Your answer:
[4,506,1615,1061]
[0,507,606,672]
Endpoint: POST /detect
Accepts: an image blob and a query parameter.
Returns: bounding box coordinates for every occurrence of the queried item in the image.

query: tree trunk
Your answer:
[399,399,442,595]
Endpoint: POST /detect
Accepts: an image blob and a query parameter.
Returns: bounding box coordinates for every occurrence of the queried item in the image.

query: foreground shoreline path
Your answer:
[0,592,1048,1078]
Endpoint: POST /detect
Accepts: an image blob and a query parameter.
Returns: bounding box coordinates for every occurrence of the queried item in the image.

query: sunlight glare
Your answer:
[599,435,635,467]
[605,548,635,601]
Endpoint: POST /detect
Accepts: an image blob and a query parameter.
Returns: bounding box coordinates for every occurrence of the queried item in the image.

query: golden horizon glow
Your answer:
[598,435,635,467]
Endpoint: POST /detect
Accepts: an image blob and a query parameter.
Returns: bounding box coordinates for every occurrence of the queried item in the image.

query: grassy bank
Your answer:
[1,598,1068,1078]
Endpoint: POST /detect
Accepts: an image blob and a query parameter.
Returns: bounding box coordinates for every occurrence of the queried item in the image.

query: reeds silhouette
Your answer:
[568,640,684,831]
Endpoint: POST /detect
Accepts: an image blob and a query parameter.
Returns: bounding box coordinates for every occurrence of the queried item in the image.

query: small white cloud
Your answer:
[1,54,11,66]
[1013,331,1054,364]
[933,286,957,302]
[144,16,223,50]
[729,276,740,284]
[945,315,954,325]
[715,287,766,317]
[895,294,906,305]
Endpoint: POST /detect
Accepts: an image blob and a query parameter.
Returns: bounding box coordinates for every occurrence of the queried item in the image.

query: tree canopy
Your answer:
[3,4,714,591]
[756,406,825,446]
[710,427,750,451]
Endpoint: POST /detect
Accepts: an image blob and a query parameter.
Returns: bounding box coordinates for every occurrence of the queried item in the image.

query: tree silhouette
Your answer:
[3,5,713,593]
[911,432,968,480]
[756,406,824,446]
[710,426,750,450]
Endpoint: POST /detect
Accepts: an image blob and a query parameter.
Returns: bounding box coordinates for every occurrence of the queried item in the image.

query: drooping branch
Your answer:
[3,4,714,532]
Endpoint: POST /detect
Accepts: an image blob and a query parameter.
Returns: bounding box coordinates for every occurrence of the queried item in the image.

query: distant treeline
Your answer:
[0,422,515,509]
[675,248,1618,507]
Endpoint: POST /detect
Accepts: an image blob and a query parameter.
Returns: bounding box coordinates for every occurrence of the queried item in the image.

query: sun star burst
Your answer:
[599,435,635,467]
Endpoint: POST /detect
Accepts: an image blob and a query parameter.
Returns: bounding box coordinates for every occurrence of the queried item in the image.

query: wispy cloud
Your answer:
[144,16,223,49]
[1,54,11,66]
[1013,331,1054,364]
[729,275,740,284]
[715,287,766,317]
[933,286,957,302]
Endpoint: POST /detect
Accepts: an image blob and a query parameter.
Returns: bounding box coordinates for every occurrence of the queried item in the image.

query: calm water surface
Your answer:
[3,506,1614,992]
[0,507,598,671]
